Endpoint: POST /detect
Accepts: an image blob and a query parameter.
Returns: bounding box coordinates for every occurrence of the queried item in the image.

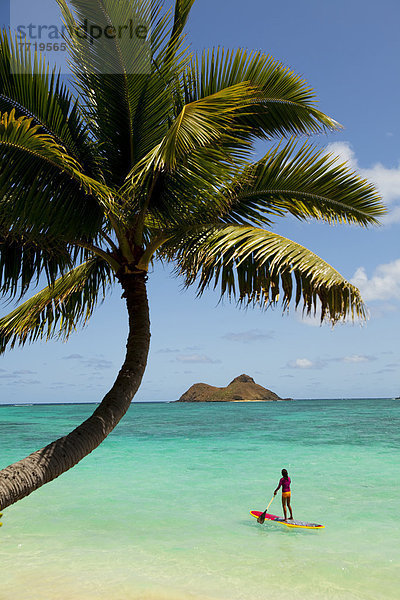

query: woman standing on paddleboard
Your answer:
[274,469,293,521]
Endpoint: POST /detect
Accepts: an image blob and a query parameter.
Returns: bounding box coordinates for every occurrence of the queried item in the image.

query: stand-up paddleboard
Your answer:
[250,510,324,529]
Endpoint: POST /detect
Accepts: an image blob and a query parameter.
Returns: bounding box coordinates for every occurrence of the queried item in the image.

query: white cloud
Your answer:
[222,329,274,343]
[326,354,377,364]
[62,354,113,370]
[343,354,375,363]
[84,358,113,370]
[156,347,180,353]
[295,358,314,368]
[351,259,400,301]
[293,358,314,369]
[0,370,41,386]
[176,354,221,364]
[326,141,355,166]
[14,379,41,386]
[287,358,325,369]
[325,141,400,225]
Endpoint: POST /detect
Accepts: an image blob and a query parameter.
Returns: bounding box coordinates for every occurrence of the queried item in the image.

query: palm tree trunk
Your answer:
[0,272,150,511]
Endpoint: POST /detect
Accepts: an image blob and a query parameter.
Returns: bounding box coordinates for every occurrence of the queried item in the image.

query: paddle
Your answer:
[257,495,275,524]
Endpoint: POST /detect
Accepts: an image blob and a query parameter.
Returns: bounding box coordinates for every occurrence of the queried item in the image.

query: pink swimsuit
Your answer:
[277,477,291,492]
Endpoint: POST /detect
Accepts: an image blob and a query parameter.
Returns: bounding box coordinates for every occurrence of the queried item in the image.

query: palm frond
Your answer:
[169,225,368,323]
[56,0,188,183]
[0,233,75,300]
[121,149,233,231]
[0,30,97,171]
[182,48,341,140]
[171,0,195,39]
[165,0,195,62]
[126,81,254,178]
[0,109,115,238]
[120,82,259,231]
[220,140,385,227]
[0,258,114,352]
[55,0,154,73]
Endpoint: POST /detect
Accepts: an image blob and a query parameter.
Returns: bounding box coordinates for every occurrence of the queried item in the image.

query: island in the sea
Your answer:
[176,374,293,402]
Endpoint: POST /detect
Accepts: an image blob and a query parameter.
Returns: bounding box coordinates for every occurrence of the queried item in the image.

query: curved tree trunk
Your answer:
[0,273,150,510]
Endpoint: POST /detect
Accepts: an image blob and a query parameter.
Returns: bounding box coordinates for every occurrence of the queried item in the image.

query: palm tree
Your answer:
[0,0,384,511]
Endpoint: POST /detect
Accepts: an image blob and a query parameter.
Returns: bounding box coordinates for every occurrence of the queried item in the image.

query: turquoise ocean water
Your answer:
[0,398,399,600]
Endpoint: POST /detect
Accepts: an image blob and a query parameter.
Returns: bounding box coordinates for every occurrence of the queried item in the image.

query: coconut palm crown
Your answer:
[0,0,385,511]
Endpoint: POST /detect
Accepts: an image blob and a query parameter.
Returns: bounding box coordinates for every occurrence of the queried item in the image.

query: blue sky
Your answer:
[0,0,399,403]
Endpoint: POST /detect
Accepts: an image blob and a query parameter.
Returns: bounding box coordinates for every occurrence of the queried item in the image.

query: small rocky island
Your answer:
[177,374,293,402]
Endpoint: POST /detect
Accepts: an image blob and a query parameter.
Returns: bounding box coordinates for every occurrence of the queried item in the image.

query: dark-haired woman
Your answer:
[274,469,293,521]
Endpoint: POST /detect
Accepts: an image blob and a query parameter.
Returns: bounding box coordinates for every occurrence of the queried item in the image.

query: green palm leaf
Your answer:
[165,0,195,62]
[154,82,255,169]
[0,30,96,169]
[122,150,234,232]
[125,81,254,179]
[56,0,189,183]
[0,109,116,239]
[120,82,258,232]
[0,258,113,352]
[170,225,367,323]
[221,140,386,227]
[170,0,195,39]
[182,48,341,140]
[0,234,75,299]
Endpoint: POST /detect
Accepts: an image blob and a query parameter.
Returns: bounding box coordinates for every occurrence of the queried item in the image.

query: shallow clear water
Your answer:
[1,399,399,599]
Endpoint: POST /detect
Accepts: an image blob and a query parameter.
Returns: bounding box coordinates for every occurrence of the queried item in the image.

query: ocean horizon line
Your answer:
[0,396,397,407]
